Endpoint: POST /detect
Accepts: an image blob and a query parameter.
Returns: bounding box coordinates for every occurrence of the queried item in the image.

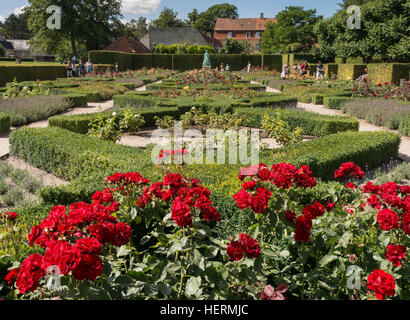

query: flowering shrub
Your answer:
[352,81,409,101]
[3,161,409,300]
[174,69,241,85]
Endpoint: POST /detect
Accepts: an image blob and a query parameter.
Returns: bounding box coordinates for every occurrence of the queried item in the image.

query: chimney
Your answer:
[260,13,264,19]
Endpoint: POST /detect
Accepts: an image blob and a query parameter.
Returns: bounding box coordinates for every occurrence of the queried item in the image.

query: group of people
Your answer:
[216,63,231,72]
[281,60,325,80]
[65,56,93,78]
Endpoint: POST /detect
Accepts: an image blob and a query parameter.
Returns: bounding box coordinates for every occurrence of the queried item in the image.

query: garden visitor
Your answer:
[220,63,225,72]
[292,63,299,75]
[86,59,93,74]
[66,60,73,77]
[281,63,290,79]
[78,59,85,77]
[115,62,119,73]
[247,61,251,73]
[316,61,325,80]
[300,61,310,76]
[225,64,230,71]
[357,68,369,82]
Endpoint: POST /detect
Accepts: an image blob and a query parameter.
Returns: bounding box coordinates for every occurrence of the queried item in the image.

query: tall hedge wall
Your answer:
[337,64,367,81]
[0,65,66,86]
[262,55,282,70]
[368,63,410,86]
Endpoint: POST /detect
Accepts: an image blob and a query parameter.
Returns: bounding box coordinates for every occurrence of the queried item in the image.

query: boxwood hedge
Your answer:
[0,112,11,133]
[234,108,359,137]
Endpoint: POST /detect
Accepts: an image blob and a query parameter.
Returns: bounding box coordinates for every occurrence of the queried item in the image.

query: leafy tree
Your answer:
[1,12,32,39]
[151,7,187,28]
[313,0,410,62]
[260,6,323,54]
[188,3,239,34]
[26,0,123,57]
[219,39,250,54]
[119,17,148,40]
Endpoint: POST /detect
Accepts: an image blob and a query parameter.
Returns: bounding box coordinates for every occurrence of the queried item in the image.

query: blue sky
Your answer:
[0,0,342,23]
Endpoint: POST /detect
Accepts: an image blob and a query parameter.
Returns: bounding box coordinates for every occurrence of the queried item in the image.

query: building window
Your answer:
[227,32,233,38]
[246,32,252,38]
[255,32,261,38]
[255,42,260,51]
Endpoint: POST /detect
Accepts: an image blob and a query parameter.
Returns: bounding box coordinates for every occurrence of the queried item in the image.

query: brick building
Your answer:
[214,13,276,51]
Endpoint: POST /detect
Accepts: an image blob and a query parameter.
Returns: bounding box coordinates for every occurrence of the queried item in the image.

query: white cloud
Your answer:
[0,15,5,23]
[13,6,26,16]
[121,0,161,15]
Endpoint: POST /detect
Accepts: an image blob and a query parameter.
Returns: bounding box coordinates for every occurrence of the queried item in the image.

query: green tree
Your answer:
[119,17,149,40]
[313,0,410,62]
[2,12,32,39]
[151,7,187,28]
[188,3,239,34]
[260,6,323,54]
[219,39,250,54]
[26,0,123,57]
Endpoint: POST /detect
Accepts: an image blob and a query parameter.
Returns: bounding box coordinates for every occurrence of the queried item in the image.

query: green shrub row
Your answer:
[0,113,11,133]
[323,96,353,109]
[0,65,66,87]
[399,115,410,136]
[263,131,401,179]
[234,108,359,137]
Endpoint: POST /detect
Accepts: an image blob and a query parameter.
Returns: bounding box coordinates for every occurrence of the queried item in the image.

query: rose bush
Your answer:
[2,161,409,300]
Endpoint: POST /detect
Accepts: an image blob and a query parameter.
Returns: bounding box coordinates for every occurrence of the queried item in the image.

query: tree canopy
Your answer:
[260,6,323,54]
[151,8,188,28]
[188,3,239,34]
[313,0,410,62]
[0,12,32,39]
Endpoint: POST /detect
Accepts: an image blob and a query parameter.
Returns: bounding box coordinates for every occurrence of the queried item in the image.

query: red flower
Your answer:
[164,173,183,187]
[302,201,325,220]
[5,268,19,285]
[202,206,221,222]
[334,162,364,181]
[3,211,18,221]
[367,269,395,300]
[284,210,296,222]
[106,173,125,183]
[75,238,102,255]
[258,168,272,181]
[227,240,244,261]
[345,182,356,189]
[326,201,335,212]
[239,233,261,259]
[15,254,46,294]
[377,83,382,86]
[242,180,256,191]
[377,209,399,231]
[72,254,103,281]
[401,213,410,235]
[171,200,192,228]
[251,187,272,214]
[367,194,381,210]
[42,240,82,276]
[233,190,253,210]
[385,245,406,267]
[295,228,311,242]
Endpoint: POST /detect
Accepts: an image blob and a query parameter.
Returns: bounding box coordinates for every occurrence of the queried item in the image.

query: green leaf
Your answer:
[319,254,338,267]
[339,231,353,248]
[157,283,172,296]
[185,276,202,297]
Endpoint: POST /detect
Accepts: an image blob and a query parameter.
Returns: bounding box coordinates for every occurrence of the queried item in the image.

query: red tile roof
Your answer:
[215,18,277,31]
[104,37,149,53]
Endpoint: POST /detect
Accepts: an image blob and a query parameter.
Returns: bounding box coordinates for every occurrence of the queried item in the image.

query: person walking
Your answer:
[316,61,325,80]
[281,63,290,79]
[247,61,251,73]
[78,59,85,77]
[66,60,73,78]
[220,63,225,72]
[86,59,93,74]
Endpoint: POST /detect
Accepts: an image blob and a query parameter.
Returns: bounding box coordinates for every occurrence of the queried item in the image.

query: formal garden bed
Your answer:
[0,67,409,301]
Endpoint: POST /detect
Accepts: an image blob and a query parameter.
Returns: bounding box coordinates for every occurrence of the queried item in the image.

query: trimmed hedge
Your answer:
[312,94,324,105]
[337,64,367,81]
[263,131,401,179]
[368,63,410,86]
[0,113,11,133]
[262,55,282,70]
[399,115,410,136]
[323,96,352,110]
[0,65,66,86]
[234,108,359,137]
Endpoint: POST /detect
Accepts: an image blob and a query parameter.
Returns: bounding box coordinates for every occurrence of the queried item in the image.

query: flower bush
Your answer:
[3,161,409,300]
[175,69,241,85]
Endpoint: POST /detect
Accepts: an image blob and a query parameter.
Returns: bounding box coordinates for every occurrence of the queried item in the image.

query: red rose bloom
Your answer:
[171,200,193,228]
[258,168,272,181]
[239,233,261,259]
[15,254,46,294]
[385,244,406,267]
[75,238,102,255]
[302,201,325,220]
[3,211,18,221]
[367,269,395,300]
[164,173,183,187]
[5,268,19,285]
[72,254,103,281]
[233,189,253,210]
[106,173,125,183]
[202,206,221,222]
[284,210,296,222]
[42,240,82,276]
[334,162,365,181]
[402,213,410,235]
[367,194,381,209]
[251,187,272,214]
[227,240,244,261]
[242,180,256,191]
[377,209,399,231]
[113,222,132,247]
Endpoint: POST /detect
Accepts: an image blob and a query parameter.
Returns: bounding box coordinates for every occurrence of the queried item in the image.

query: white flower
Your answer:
[112,112,117,116]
